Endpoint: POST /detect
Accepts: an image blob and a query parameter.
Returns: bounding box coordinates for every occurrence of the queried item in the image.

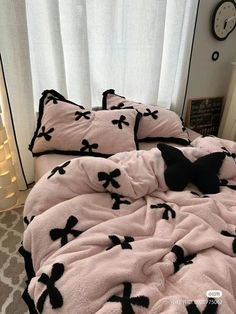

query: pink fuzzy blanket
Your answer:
[20,136,236,314]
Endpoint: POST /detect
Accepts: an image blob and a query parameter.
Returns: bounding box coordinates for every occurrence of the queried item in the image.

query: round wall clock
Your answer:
[212,0,236,40]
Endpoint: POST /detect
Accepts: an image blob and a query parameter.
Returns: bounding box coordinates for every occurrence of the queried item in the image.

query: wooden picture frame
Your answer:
[185,97,224,136]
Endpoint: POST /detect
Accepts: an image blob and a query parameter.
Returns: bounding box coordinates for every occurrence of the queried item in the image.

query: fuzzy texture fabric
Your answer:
[29,90,141,157]
[20,136,236,313]
[102,89,190,145]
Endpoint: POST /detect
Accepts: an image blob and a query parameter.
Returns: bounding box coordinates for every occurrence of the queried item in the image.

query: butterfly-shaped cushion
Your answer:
[157,143,225,194]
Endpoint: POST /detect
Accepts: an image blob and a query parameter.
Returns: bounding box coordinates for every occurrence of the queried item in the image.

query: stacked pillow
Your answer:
[102,89,190,146]
[29,90,141,157]
[29,88,190,158]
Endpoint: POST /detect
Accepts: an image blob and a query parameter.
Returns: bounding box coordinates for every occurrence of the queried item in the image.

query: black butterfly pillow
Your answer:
[29,90,141,157]
[102,89,190,146]
[157,143,226,194]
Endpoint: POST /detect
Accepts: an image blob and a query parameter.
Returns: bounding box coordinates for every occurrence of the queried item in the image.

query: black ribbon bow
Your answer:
[221,230,236,253]
[171,245,197,273]
[108,282,149,314]
[38,126,54,141]
[98,169,121,189]
[23,216,35,226]
[157,143,225,194]
[47,161,71,179]
[37,263,64,313]
[111,103,134,110]
[50,216,82,247]
[150,203,176,220]
[112,115,129,129]
[111,193,131,210]
[186,298,218,314]
[106,235,134,250]
[80,139,98,153]
[45,95,59,104]
[75,110,91,121]
[143,108,158,119]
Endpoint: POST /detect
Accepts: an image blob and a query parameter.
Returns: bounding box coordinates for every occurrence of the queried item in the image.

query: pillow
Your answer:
[29,90,141,157]
[102,89,190,146]
[157,143,225,194]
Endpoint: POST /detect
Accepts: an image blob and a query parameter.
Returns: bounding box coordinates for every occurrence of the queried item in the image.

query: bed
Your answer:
[19,89,236,314]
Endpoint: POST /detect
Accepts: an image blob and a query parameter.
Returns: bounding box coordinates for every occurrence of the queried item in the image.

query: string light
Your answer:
[0,80,18,211]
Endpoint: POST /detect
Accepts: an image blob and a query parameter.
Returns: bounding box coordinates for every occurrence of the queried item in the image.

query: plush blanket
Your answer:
[20,136,236,314]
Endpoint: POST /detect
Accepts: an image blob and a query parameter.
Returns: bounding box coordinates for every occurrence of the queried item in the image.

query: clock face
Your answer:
[212,0,236,40]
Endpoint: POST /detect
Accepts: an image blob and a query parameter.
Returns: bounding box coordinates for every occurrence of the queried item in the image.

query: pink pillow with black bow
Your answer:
[102,89,190,146]
[29,90,141,157]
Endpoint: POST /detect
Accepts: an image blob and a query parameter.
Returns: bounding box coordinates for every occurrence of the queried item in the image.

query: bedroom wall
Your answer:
[183,0,236,116]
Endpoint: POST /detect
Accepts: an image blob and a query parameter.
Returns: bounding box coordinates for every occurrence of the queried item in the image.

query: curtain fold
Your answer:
[0,0,35,188]
[0,0,198,184]
[218,63,236,141]
[26,0,197,110]
[0,54,27,191]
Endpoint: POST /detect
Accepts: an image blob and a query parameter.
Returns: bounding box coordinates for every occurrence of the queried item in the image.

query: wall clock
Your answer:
[212,0,236,40]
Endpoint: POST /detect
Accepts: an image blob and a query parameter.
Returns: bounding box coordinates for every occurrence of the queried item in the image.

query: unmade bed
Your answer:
[19,89,236,314]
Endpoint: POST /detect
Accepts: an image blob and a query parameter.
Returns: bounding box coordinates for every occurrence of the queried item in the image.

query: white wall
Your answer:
[184,0,236,116]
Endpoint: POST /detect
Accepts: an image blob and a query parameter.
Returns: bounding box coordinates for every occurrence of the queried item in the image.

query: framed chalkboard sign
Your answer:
[185,97,224,136]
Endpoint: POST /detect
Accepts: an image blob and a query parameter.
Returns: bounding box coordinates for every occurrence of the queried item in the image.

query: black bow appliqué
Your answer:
[37,126,55,141]
[186,298,218,314]
[107,282,149,314]
[111,103,134,110]
[37,263,64,313]
[171,245,197,273]
[106,235,134,250]
[111,193,131,210]
[150,203,176,220]
[112,115,129,129]
[143,108,158,120]
[221,146,236,161]
[220,179,236,190]
[47,161,71,179]
[111,103,125,109]
[50,216,83,247]
[221,230,236,253]
[157,143,225,194]
[45,95,59,104]
[23,216,35,226]
[80,139,99,153]
[98,169,121,189]
[75,111,91,121]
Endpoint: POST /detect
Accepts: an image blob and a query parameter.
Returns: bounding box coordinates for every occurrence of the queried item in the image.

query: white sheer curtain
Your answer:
[26,0,198,111]
[218,63,236,141]
[0,0,198,184]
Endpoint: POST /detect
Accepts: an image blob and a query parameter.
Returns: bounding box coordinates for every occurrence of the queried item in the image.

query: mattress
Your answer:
[34,128,201,181]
